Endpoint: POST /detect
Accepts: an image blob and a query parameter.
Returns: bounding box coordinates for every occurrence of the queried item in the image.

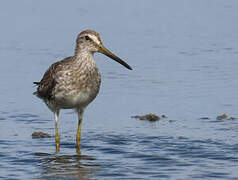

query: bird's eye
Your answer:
[85,36,90,41]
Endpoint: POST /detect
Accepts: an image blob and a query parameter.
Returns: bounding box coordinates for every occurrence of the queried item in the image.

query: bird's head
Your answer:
[76,30,132,70]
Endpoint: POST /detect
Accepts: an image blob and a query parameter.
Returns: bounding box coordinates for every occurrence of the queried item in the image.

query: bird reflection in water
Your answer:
[35,151,100,180]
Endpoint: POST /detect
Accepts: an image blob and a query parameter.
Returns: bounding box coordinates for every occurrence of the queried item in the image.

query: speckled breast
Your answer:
[53,67,101,109]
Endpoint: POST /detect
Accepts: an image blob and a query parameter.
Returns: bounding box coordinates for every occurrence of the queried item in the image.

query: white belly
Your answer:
[53,89,94,109]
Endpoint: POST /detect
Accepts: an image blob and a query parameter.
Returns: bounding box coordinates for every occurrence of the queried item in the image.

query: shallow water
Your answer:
[1,0,238,179]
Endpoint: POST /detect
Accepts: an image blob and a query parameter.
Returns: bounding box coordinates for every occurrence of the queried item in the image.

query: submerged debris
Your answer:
[199,117,210,120]
[32,131,52,139]
[131,113,160,122]
[229,117,237,120]
[178,136,185,139]
[161,114,167,118]
[216,113,228,120]
[216,114,237,120]
[168,120,175,123]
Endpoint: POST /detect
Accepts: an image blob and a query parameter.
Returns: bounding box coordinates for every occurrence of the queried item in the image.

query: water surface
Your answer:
[0,0,238,179]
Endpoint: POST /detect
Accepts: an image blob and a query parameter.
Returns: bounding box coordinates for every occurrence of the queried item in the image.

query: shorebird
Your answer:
[34,30,132,152]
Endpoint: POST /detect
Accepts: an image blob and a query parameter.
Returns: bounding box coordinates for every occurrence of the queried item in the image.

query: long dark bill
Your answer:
[99,45,132,70]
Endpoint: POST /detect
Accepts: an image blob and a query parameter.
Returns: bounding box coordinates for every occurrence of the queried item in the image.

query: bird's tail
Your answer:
[33,82,40,85]
[33,82,39,96]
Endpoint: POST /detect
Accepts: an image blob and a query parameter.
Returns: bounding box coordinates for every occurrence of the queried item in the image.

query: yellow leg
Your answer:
[54,110,60,152]
[76,108,84,151]
[76,121,82,154]
[76,120,82,148]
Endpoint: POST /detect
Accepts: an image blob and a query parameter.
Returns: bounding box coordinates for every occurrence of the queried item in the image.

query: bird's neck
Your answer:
[75,49,93,58]
[75,46,93,56]
[73,49,97,69]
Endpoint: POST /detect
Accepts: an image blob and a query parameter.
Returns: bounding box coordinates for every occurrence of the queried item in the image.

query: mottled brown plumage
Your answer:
[34,56,72,100]
[34,30,132,152]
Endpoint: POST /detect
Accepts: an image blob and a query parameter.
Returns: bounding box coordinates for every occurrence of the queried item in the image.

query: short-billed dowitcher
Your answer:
[34,30,132,152]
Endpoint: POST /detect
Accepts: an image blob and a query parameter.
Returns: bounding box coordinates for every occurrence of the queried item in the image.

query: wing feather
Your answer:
[33,56,73,99]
